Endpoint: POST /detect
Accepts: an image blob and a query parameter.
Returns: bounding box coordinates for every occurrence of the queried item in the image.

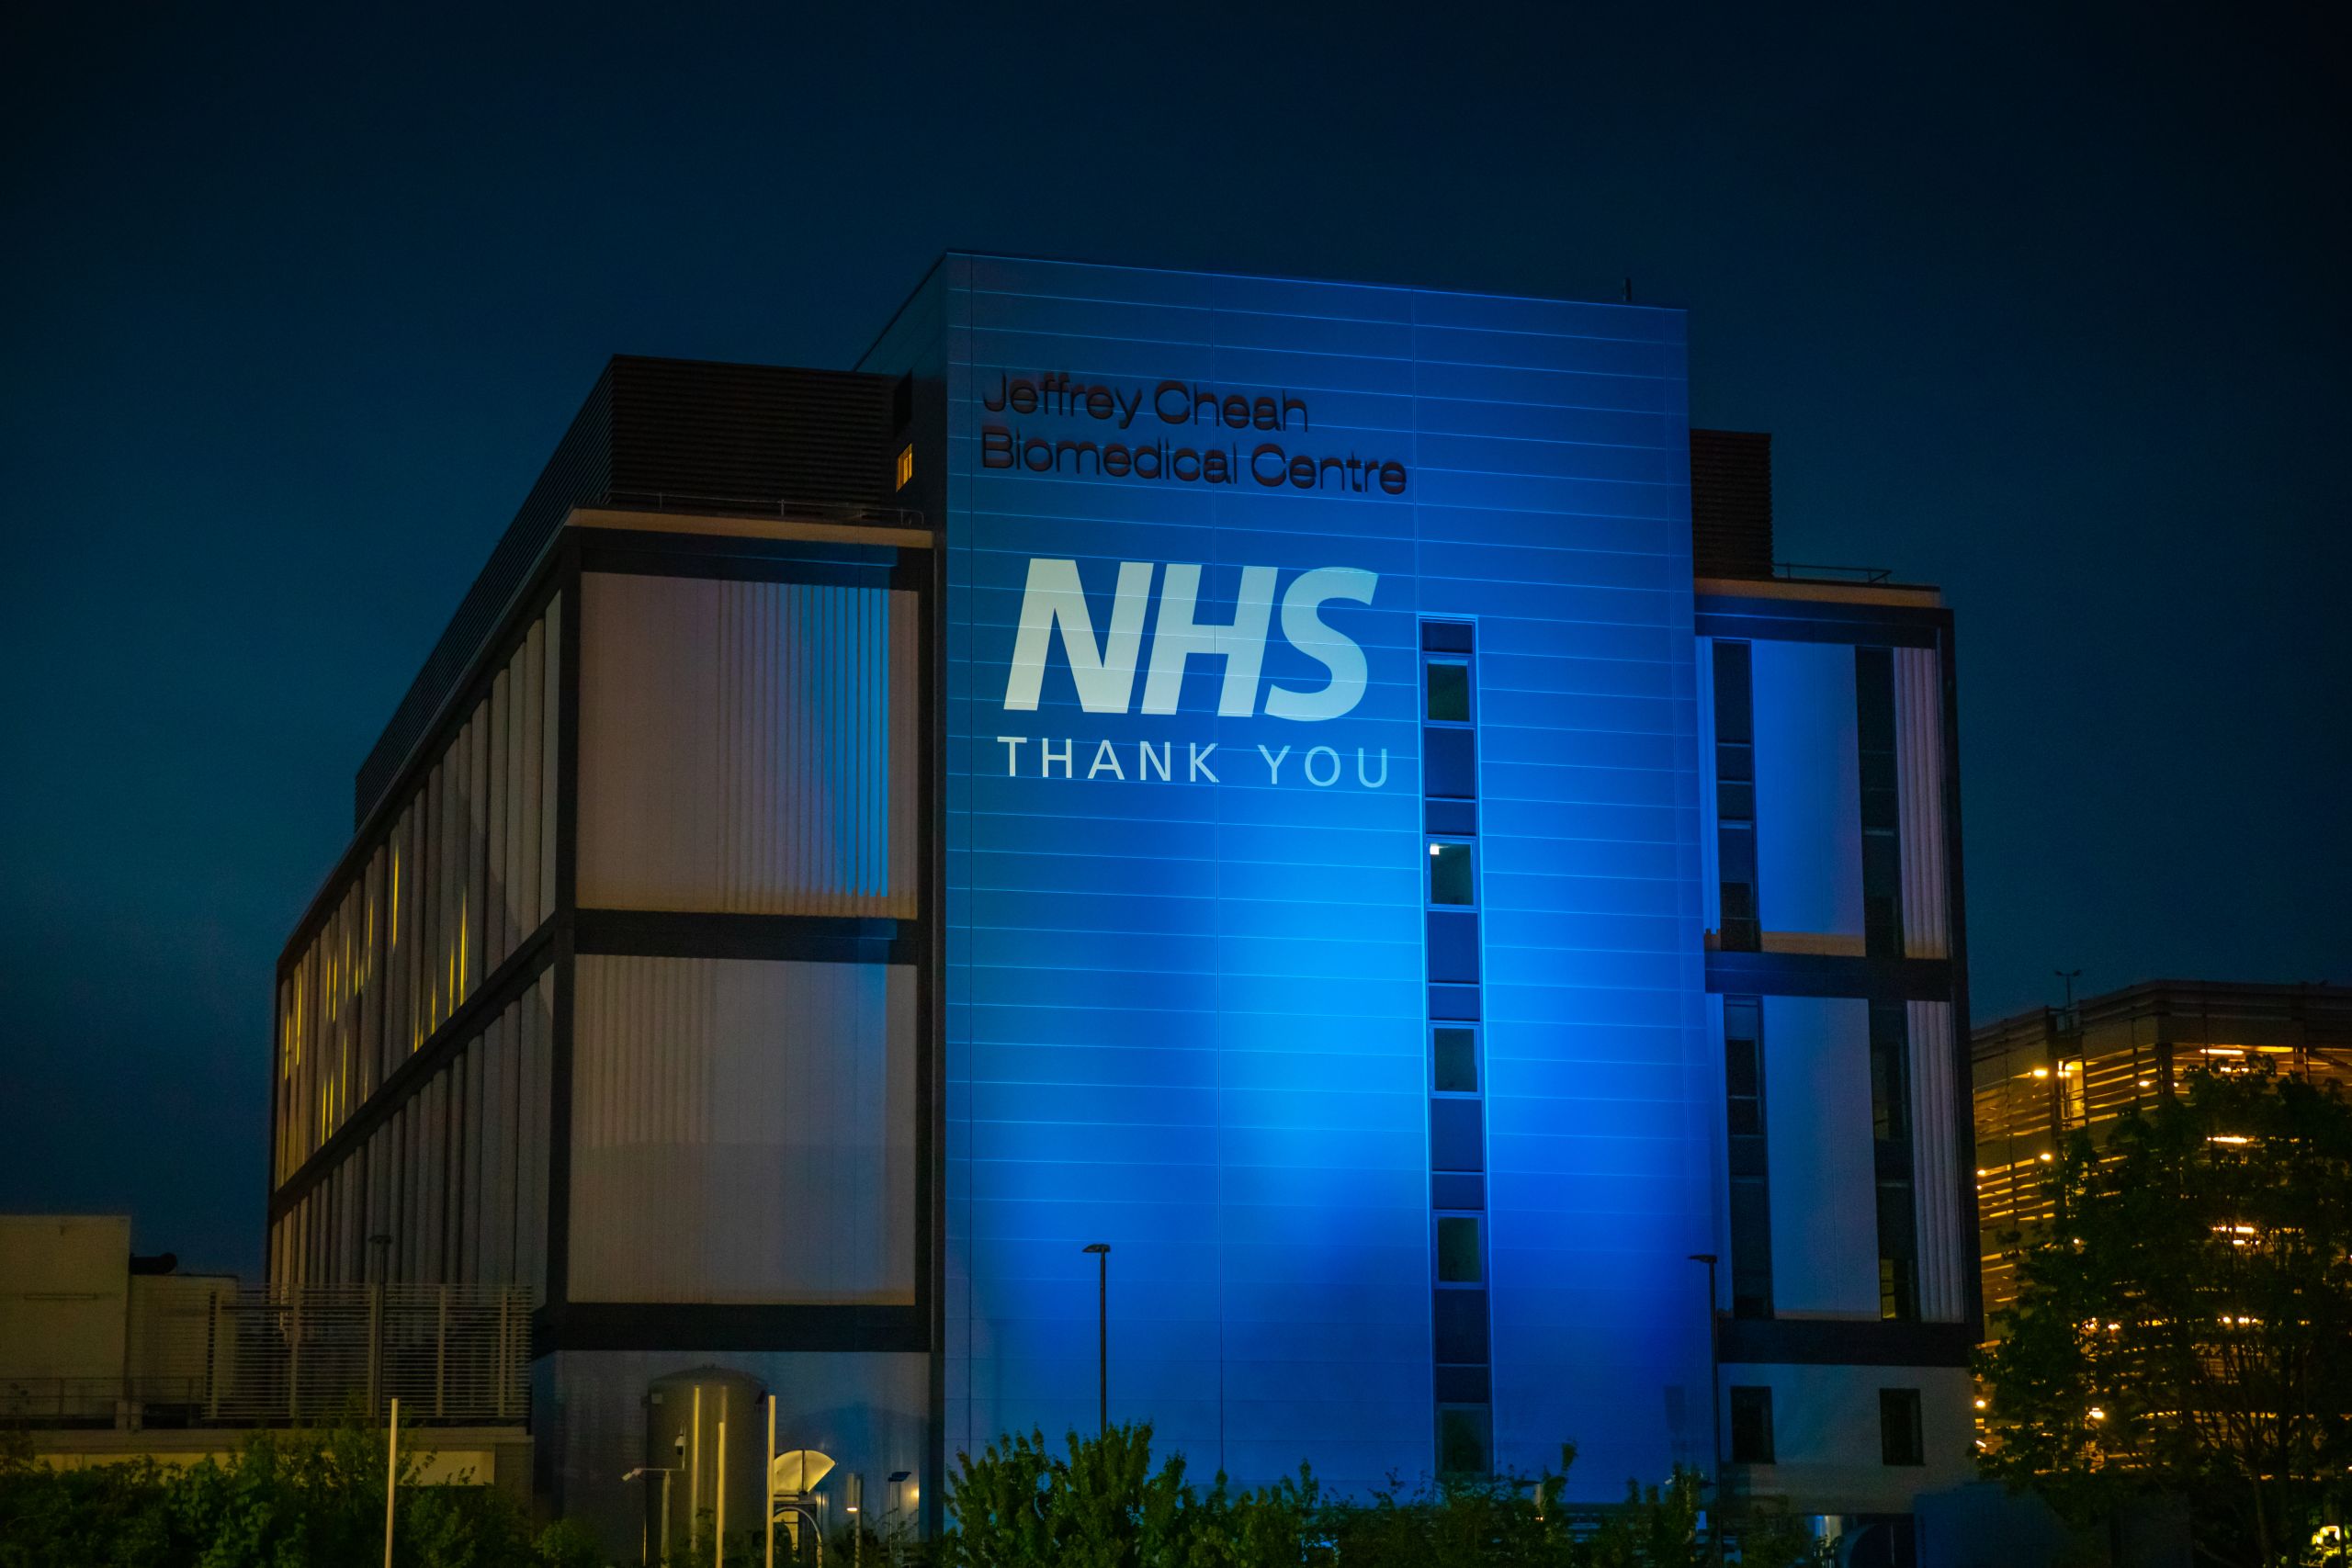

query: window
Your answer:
[1432,1287,1489,1362]
[1725,1010,1763,1137]
[1713,640,1752,743]
[1878,1181,1918,1321]
[1436,1215,1483,1283]
[1437,1404,1491,1474]
[1716,859,1758,953]
[1419,619,1487,1411]
[1871,1003,1917,1321]
[1729,1386,1775,1464]
[1429,842,1475,907]
[894,444,914,490]
[1424,728,1476,798]
[1730,1180,1774,1319]
[1430,1099,1484,1174]
[1869,1004,1911,1143]
[2059,1059,2087,1129]
[1879,1252,1917,1320]
[1712,642,1758,952]
[1724,998,1773,1318]
[1855,648,1905,956]
[1433,1027,1478,1094]
[1425,660,1471,723]
[1427,910,1479,984]
[1880,1388,1924,1466]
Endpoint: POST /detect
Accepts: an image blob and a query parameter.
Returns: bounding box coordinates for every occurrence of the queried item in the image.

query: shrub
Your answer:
[0,1420,599,1568]
[938,1424,1824,1568]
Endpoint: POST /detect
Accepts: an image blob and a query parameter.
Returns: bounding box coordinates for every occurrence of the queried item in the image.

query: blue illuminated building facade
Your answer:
[266,254,1977,1556]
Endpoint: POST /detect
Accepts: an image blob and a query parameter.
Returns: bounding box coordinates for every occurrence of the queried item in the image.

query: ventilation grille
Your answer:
[1690,428,1773,580]
[607,358,893,510]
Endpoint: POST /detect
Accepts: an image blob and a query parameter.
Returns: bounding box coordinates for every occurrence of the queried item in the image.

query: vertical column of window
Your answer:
[388,808,410,1066]
[1855,648,1905,956]
[2058,1057,2087,1130]
[1870,1002,1918,1319]
[361,849,384,1104]
[1728,1384,1776,1464]
[1855,649,1917,1317]
[1724,998,1774,1318]
[276,978,294,1184]
[1421,621,1490,1474]
[1879,1387,1925,1465]
[1712,642,1758,952]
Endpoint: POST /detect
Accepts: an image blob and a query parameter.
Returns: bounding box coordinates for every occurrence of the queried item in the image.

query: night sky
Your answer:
[4,4,2345,1278]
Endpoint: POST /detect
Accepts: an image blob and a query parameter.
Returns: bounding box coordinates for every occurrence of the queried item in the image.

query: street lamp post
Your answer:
[772,1500,824,1567]
[622,1466,683,1566]
[367,1234,392,1417]
[885,1471,911,1568]
[384,1397,399,1568]
[1688,1253,1723,1566]
[1082,1244,1111,1435]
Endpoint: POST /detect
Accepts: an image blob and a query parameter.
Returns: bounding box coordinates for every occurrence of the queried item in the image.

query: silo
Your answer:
[646,1365,767,1561]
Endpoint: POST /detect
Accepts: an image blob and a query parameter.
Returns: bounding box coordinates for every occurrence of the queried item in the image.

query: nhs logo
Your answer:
[1002,558,1377,720]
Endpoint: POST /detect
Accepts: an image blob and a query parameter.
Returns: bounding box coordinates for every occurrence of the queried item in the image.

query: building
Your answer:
[264,254,1978,1555]
[1,1216,232,1433]
[0,1214,529,1495]
[1972,979,2352,1322]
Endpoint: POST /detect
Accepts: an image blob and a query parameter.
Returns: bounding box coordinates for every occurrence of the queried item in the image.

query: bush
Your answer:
[0,1419,594,1568]
[937,1424,1825,1568]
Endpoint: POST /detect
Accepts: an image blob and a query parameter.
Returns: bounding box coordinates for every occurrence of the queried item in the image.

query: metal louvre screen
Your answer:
[1,1286,532,1427]
[578,573,919,918]
[1689,428,1772,580]
[1893,646,1951,960]
[1905,1000,1966,1323]
[268,974,554,1294]
[277,597,561,1189]
[209,1285,531,1425]
[566,954,918,1305]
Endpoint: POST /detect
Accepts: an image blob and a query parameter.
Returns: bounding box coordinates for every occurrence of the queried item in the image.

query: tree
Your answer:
[1978,1066,2352,1566]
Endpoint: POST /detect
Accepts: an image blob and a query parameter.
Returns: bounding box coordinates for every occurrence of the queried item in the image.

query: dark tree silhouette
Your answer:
[1978,1066,2352,1566]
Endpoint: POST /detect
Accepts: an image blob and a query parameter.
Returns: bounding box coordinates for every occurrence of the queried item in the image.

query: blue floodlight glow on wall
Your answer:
[871,254,1713,1496]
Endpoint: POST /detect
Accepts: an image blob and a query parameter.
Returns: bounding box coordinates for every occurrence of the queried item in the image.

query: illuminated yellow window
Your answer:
[2059,1058,2086,1128]
[895,445,914,490]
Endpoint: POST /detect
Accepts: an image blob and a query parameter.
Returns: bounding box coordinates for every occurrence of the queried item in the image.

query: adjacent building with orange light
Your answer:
[1970,978,2352,1323]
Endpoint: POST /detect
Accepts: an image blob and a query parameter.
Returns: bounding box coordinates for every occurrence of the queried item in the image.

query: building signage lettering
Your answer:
[980,370,1408,495]
[993,557,1390,790]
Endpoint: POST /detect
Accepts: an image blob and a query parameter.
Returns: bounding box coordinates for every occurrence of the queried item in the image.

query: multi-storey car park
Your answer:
[1972,978,2351,1324]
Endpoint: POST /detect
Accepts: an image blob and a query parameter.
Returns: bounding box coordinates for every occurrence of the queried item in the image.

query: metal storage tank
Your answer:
[645,1365,766,1560]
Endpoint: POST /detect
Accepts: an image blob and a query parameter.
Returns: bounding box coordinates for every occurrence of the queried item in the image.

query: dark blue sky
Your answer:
[4,4,2344,1277]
